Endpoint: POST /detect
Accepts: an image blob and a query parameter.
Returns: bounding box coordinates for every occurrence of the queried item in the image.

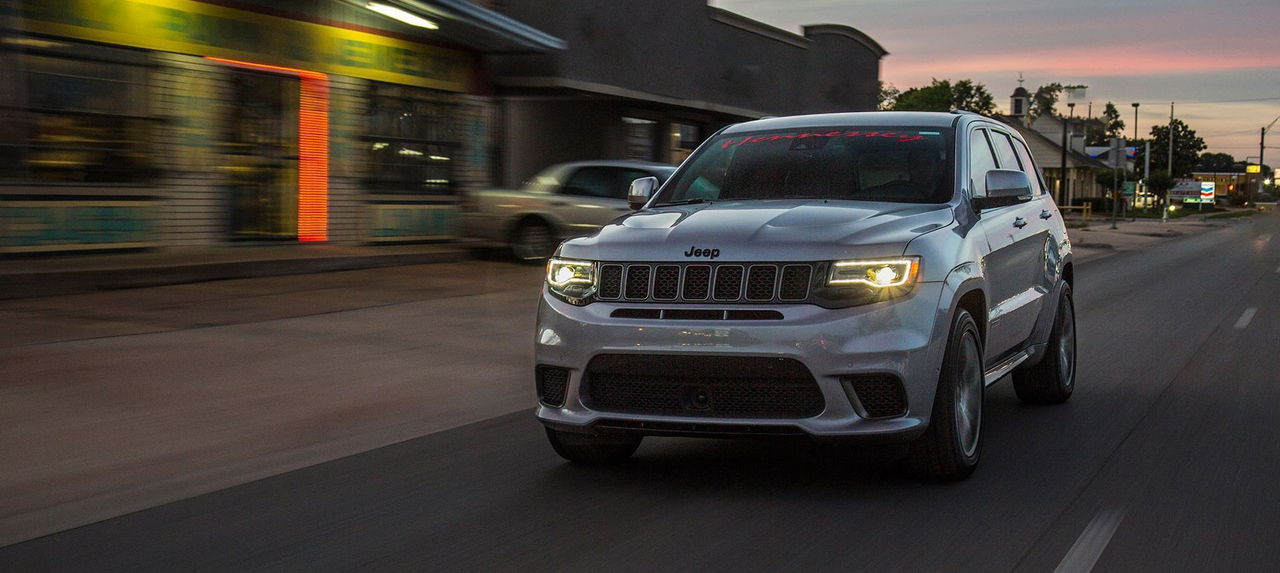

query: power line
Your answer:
[1175,97,1280,105]
[1202,128,1263,137]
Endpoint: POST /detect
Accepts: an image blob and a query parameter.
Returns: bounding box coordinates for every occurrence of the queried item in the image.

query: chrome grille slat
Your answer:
[597,262,816,304]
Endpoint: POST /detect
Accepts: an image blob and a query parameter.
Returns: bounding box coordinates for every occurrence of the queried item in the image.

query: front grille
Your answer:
[599,265,623,299]
[595,262,817,304]
[584,354,824,419]
[624,265,651,300]
[842,374,907,419]
[537,366,570,407]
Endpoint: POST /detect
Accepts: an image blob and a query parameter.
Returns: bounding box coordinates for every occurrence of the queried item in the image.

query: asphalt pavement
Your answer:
[2,214,1278,572]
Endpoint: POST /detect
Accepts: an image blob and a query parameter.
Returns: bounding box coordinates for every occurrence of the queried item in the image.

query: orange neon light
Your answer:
[205,57,329,242]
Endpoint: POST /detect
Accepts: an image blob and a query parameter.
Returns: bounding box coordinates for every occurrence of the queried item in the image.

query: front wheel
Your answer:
[1012,285,1076,404]
[909,308,984,480]
[545,427,642,464]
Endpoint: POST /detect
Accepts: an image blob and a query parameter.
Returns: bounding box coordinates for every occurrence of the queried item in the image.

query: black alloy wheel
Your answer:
[909,308,984,480]
[1012,285,1076,404]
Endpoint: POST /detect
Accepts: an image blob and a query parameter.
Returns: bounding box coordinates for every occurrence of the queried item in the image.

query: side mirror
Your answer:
[973,169,1032,210]
[627,176,658,210]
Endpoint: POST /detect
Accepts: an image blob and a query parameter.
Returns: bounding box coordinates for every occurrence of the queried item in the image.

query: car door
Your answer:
[552,166,639,236]
[1009,133,1063,299]
[972,127,1046,360]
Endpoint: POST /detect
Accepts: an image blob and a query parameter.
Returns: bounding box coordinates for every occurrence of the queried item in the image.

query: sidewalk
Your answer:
[0,243,475,300]
[1066,216,1232,263]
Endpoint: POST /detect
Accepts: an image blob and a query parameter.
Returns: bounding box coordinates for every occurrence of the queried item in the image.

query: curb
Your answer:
[0,249,471,300]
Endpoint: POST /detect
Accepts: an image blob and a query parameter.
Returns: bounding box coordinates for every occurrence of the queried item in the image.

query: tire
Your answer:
[909,308,984,480]
[1012,285,1076,405]
[510,219,556,262]
[545,427,642,464]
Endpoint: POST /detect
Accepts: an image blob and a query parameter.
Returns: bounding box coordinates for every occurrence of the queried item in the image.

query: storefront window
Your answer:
[366,83,457,194]
[670,122,701,164]
[622,117,657,162]
[0,38,154,183]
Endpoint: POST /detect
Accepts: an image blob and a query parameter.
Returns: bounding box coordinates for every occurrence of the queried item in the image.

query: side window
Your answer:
[1011,138,1047,196]
[968,129,998,198]
[989,131,1023,171]
[561,167,613,198]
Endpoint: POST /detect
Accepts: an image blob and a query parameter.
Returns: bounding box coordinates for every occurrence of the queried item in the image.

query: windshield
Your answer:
[657,126,955,204]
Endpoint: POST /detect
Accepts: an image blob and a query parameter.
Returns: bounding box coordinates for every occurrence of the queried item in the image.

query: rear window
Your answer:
[657,127,955,204]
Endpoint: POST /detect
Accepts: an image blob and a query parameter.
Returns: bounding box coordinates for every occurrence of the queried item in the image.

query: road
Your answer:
[2,214,1279,572]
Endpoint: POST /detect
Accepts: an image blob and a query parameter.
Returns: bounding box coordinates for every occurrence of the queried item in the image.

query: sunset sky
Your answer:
[716,0,1280,161]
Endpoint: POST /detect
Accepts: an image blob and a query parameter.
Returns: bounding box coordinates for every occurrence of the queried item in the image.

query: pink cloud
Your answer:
[887,44,1280,86]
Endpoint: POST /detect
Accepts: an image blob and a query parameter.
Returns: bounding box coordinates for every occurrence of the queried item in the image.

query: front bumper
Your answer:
[534,282,949,440]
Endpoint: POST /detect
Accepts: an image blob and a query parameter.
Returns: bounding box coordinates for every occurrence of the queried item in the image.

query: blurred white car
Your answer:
[462,161,676,260]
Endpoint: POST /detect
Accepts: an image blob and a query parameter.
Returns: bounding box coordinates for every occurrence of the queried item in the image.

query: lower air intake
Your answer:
[842,374,907,419]
[584,354,824,419]
[537,365,570,408]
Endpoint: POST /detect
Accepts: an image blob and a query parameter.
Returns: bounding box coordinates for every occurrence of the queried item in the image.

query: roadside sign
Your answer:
[1247,164,1262,174]
[1122,181,1137,197]
[1198,182,1216,204]
[1169,179,1200,203]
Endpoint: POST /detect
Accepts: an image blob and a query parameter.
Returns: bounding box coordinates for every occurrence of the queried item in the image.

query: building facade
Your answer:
[484,1,888,186]
[0,0,560,254]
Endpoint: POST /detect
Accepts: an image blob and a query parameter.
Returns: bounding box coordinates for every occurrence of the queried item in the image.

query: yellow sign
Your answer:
[1246,164,1262,173]
[20,0,474,92]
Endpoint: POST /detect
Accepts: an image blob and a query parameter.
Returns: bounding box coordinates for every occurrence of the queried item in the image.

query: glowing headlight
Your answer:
[546,258,597,303]
[829,258,919,288]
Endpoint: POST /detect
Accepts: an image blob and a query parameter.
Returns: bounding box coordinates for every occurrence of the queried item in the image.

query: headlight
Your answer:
[546,258,596,304]
[812,257,920,308]
[829,258,919,288]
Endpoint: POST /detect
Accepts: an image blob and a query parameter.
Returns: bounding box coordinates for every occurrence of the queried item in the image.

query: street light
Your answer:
[1131,102,1139,141]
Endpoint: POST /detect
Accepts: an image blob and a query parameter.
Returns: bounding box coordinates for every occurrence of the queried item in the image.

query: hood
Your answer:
[557,199,954,262]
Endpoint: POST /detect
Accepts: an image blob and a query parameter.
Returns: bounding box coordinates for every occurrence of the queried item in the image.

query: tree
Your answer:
[1134,119,1207,178]
[891,78,996,114]
[1029,83,1063,121]
[1028,83,1088,122]
[1145,172,1174,201]
[877,81,900,111]
[950,80,996,114]
[1102,102,1125,140]
[1086,102,1127,146]
[1096,168,1134,188]
[1194,152,1237,172]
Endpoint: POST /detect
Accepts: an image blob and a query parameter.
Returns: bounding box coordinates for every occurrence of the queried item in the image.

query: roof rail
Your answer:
[950,110,983,116]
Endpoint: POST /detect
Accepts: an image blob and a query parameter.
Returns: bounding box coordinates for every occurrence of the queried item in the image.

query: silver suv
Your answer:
[534,111,1076,479]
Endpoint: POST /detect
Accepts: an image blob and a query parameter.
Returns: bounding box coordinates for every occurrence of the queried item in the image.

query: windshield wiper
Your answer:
[653,198,712,207]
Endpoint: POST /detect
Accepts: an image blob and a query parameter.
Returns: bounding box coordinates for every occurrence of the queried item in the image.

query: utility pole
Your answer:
[1131,102,1139,141]
[1167,102,1175,178]
[1144,141,1151,214]
[1059,116,1068,205]
[1259,126,1266,205]
[1163,102,1174,223]
[1111,138,1123,229]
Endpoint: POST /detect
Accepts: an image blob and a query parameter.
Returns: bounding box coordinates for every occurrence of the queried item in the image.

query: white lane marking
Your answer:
[1275,265,1280,274]
[1055,508,1126,573]
[1261,234,1273,243]
[1235,307,1258,330]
